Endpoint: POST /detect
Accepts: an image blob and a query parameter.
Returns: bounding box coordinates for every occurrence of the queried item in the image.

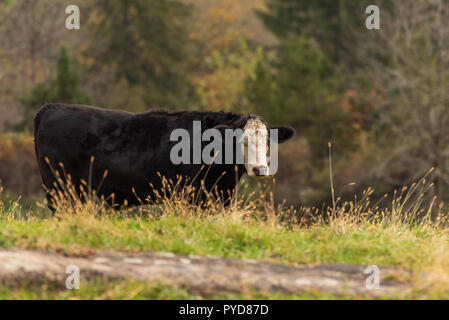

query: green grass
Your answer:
[2,278,448,300]
[1,205,449,299]
[0,280,341,300]
[0,281,195,300]
[1,171,449,299]
[0,212,446,271]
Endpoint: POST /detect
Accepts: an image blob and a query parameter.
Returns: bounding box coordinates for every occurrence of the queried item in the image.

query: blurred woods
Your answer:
[0,0,446,208]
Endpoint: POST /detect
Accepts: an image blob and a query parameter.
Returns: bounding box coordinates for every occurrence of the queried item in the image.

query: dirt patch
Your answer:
[0,249,413,297]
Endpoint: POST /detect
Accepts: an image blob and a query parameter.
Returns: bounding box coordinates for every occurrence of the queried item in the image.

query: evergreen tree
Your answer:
[246,1,374,205]
[52,47,92,105]
[257,0,376,63]
[276,36,344,154]
[246,35,351,157]
[19,47,91,131]
[245,60,278,123]
[86,0,196,109]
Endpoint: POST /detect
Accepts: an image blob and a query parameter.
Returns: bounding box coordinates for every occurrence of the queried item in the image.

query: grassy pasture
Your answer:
[1,169,449,299]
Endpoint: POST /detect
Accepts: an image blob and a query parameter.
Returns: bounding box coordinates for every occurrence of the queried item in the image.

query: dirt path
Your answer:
[0,249,412,297]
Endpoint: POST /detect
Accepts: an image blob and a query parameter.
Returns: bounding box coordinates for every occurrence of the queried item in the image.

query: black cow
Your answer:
[34,104,295,209]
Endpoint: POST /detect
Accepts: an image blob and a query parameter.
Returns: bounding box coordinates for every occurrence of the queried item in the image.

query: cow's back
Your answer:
[34,104,170,206]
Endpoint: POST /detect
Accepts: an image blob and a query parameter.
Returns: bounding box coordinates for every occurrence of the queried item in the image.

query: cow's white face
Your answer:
[241,118,270,177]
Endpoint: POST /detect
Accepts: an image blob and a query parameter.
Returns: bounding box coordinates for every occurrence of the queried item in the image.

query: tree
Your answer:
[0,0,67,130]
[186,0,277,64]
[84,0,196,110]
[248,1,382,205]
[244,59,278,122]
[20,47,91,131]
[360,0,449,202]
[246,35,352,157]
[256,0,375,63]
[51,47,91,105]
[195,39,273,113]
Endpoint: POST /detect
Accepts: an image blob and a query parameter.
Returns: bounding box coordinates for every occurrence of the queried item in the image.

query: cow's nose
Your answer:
[252,166,268,176]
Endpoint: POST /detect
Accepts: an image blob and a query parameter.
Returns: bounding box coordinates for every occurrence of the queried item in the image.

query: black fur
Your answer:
[34,104,295,209]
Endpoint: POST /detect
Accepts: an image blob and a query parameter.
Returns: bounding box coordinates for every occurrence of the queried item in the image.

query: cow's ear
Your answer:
[213,124,233,132]
[213,124,237,146]
[272,126,295,143]
[212,125,233,143]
